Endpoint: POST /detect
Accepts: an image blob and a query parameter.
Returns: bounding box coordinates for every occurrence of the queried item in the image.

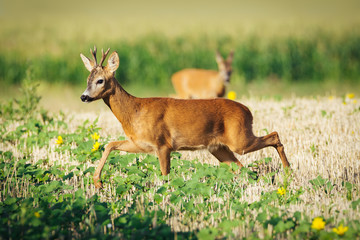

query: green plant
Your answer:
[309,176,334,195]
[1,82,360,239]
[2,30,360,89]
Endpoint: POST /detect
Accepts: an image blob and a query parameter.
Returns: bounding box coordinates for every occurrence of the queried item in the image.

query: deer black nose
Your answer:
[81,95,88,102]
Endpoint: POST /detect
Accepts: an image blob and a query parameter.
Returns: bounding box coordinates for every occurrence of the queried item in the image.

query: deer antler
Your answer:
[90,46,98,66]
[99,48,110,67]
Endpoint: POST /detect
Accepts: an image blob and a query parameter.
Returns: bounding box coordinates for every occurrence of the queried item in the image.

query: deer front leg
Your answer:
[93,140,143,188]
[156,147,171,175]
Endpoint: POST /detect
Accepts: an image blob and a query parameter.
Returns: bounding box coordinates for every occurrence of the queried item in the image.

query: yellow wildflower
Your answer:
[346,93,355,99]
[34,212,40,218]
[227,91,237,100]
[91,132,100,140]
[277,187,286,196]
[353,99,357,104]
[333,224,348,236]
[311,217,326,230]
[91,141,100,152]
[328,96,334,100]
[56,136,63,145]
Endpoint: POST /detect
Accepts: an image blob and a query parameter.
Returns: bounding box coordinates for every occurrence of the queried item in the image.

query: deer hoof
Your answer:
[93,177,102,189]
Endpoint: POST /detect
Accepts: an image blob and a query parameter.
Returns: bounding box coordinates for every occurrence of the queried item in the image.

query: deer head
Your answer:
[216,50,234,83]
[80,46,119,102]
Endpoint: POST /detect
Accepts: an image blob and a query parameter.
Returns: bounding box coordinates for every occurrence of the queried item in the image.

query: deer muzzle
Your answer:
[80,94,94,102]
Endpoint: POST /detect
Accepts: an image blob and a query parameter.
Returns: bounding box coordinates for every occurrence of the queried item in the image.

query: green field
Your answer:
[2,32,360,86]
[1,0,360,100]
[1,80,359,239]
[1,0,360,239]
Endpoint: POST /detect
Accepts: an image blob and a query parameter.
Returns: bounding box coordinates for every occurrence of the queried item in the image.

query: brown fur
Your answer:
[80,48,290,188]
[171,51,234,99]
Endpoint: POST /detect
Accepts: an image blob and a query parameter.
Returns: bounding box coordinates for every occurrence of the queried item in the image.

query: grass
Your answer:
[1,1,360,238]
[0,79,359,239]
[2,31,360,87]
[2,0,360,42]
[1,1,360,94]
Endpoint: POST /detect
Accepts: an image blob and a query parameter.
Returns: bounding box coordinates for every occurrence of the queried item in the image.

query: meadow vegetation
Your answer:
[1,1,360,238]
[1,30,360,93]
[0,77,359,239]
[2,1,360,98]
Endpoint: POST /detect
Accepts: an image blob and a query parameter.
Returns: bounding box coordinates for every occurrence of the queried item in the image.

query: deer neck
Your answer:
[217,70,227,82]
[215,72,226,86]
[213,72,226,96]
[102,79,138,133]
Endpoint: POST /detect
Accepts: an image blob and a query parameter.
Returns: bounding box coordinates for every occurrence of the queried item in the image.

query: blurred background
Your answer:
[1,0,360,111]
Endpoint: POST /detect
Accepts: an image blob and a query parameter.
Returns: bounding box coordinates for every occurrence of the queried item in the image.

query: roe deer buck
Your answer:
[80,47,290,189]
[171,50,234,99]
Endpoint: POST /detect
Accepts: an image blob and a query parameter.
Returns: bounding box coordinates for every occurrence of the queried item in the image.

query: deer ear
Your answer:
[227,50,234,63]
[80,54,95,72]
[107,52,119,73]
[215,50,223,64]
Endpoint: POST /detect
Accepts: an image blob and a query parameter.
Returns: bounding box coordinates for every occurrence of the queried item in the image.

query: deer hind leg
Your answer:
[209,145,244,168]
[156,147,171,175]
[235,131,290,168]
[94,140,144,188]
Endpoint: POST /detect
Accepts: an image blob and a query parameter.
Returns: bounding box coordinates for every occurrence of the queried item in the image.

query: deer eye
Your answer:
[96,79,104,84]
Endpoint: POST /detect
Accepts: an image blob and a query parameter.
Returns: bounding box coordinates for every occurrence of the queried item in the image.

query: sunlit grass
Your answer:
[1,1,360,237]
[1,83,359,238]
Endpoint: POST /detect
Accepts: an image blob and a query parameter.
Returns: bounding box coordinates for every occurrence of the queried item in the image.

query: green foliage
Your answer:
[0,67,42,121]
[1,80,359,239]
[309,176,335,195]
[1,31,360,89]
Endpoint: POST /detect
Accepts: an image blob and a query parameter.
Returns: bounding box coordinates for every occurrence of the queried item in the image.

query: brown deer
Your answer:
[80,47,290,188]
[171,50,234,99]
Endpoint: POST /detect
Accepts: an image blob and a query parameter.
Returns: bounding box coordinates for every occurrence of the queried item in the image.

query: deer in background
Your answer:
[171,50,234,99]
[80,47,289,189]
